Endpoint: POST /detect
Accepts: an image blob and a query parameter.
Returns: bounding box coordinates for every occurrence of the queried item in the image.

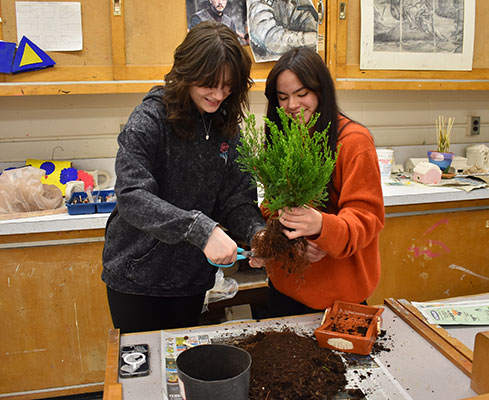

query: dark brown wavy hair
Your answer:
[162,21,253,140]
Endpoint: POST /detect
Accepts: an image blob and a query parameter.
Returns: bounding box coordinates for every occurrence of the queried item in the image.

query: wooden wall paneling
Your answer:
[122,0,187,82]
[0,230,113,397]
[0,0,114,95]
[369,205,489,305]
[110,0,126,81]
[325,0,338,79]
[0,0,328,95]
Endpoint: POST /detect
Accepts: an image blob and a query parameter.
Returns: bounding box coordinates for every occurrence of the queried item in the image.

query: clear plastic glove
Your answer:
[279,206,323,240]
[203,226,237,266]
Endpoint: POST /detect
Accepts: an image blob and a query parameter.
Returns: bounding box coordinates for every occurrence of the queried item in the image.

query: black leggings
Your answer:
[267,281,367,318]
[267,281,319,318]
[106,286,206,334]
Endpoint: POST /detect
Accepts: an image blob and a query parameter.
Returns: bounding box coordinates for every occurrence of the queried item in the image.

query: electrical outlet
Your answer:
[466,116,481,136]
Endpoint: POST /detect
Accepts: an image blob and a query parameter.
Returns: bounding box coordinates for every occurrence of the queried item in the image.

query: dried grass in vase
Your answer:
[436,115,454,154]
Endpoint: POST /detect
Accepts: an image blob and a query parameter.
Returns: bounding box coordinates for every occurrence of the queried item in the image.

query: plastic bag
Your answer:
[0,166,63,214]
[202,268,239,313]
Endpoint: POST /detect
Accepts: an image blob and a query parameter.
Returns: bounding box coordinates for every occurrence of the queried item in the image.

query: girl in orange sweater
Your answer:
[250,48,385,317]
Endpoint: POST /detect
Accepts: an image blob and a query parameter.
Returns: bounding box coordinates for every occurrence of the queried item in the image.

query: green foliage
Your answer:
[237,107,339,214]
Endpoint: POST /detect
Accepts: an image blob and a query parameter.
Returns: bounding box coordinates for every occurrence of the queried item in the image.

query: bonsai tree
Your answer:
[237,107,339,274]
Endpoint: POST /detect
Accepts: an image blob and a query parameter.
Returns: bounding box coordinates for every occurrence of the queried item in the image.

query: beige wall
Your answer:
[0,90,488,163]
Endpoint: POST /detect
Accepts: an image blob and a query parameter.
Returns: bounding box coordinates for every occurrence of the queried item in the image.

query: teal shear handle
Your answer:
[207,247,254,268]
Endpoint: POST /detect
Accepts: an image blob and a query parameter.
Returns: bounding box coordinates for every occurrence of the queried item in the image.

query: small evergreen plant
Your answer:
[237,107,339,214]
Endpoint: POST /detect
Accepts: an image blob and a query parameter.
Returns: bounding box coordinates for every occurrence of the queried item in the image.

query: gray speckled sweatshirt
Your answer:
[102,87,265,296]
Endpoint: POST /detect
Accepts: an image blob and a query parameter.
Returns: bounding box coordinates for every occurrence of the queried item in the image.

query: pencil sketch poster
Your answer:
[360,0,475,70]
[16,2,83,51]
[247,0,318,63]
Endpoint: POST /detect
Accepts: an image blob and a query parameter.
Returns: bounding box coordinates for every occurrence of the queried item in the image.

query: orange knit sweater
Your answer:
[265,116,385,310]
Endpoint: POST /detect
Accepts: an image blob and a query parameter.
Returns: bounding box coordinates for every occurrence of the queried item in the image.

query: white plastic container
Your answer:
[376,148,394,179]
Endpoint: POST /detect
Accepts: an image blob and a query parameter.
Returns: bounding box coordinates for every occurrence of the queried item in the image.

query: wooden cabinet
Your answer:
[369,199,489,305]
[326,0,489,90]
[0,222,267,399]
[0,229,112,399]
[0,0,326,95]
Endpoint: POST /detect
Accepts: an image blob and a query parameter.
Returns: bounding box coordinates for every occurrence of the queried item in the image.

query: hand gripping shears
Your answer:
[207,247,254,268]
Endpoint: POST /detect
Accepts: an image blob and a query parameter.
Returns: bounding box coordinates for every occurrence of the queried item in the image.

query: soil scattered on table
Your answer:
[371,329,392,356]
[231,329,347,400]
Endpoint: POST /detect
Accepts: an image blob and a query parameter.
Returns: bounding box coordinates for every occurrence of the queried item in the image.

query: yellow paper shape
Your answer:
[20,43,43,67]
[26,159,72,196]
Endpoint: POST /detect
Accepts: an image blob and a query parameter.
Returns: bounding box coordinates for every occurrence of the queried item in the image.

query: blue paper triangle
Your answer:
[12,36,55,73]
[0,41,16,73]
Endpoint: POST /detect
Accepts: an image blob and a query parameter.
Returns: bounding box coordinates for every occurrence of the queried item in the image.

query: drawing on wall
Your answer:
[186,0,249,45]
[247,0,318,63]
[16,2,83,52]
[360,0,476,70]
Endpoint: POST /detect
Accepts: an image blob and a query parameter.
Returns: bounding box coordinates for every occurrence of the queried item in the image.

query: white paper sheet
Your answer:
[15,1,83,51]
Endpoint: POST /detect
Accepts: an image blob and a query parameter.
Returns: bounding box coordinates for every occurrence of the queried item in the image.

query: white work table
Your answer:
[105,293,489,400]
[381,179,489,207]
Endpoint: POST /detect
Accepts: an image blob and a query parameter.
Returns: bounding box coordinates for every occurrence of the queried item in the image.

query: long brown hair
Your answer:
[265,48,341,157]
[163,21,252,139]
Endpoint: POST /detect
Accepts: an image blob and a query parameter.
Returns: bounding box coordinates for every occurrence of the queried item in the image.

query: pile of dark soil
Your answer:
[231,329,347,400]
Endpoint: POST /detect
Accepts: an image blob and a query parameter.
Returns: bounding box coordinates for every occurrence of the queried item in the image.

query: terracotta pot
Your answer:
[314,300,384,355]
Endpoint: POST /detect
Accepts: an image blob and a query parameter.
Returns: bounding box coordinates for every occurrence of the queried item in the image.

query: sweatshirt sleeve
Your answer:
[114,101,217,251]
[312,127,385,258]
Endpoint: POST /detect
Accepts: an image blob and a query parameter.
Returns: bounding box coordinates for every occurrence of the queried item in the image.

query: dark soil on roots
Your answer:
[252,218,310,275]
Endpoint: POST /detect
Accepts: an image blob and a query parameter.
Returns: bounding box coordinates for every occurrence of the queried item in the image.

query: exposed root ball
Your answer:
[252,218,310,275]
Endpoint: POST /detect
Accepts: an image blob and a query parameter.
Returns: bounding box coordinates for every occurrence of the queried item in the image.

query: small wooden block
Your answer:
[471,331,489,395]
[103,329,122,400]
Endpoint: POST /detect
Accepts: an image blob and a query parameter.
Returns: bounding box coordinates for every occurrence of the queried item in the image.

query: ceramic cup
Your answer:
[65,180,85,200]
[86,170,112,189]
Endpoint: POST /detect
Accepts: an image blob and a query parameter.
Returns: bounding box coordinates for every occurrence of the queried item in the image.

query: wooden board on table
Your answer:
[471,331,489,395]
[103,329,122,400]
[384,298,473,377]
[397,298,474,362]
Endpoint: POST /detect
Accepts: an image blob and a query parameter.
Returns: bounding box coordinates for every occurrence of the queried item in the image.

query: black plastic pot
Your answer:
[176,344,251,400]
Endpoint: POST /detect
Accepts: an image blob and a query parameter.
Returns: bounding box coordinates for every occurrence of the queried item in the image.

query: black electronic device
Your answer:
[119,344,150,378]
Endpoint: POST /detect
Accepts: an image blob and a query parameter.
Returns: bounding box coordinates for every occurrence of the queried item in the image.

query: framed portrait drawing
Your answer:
[360,0,476,71]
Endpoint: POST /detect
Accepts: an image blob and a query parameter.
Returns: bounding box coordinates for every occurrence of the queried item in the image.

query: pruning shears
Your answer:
[207,247,254,268]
